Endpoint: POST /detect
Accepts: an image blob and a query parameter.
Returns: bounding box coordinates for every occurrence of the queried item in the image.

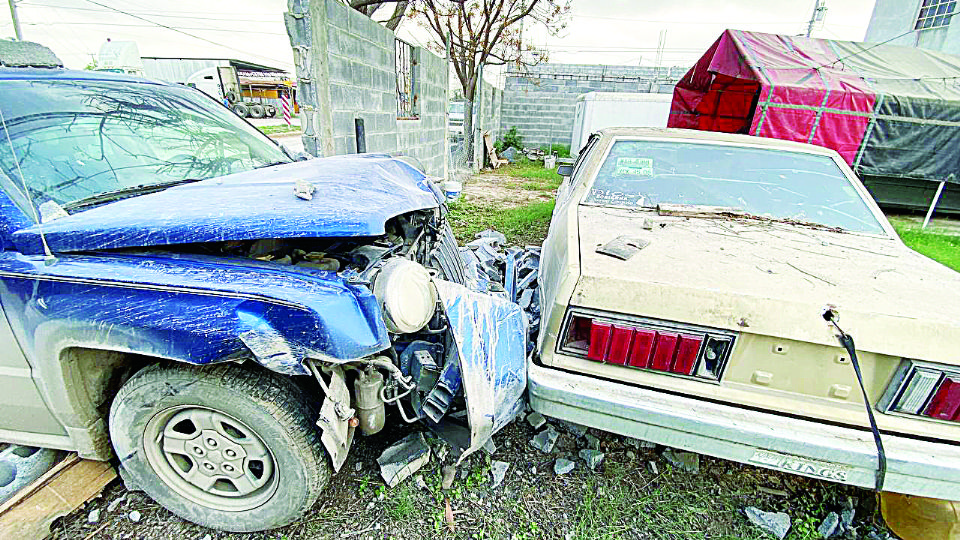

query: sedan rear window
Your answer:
[584,140,886,234]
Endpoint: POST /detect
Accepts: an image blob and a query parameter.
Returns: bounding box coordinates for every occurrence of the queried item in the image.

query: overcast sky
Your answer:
[3,0,877,78]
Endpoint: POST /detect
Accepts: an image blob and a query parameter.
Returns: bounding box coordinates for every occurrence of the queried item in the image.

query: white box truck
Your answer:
[570,92,673,155]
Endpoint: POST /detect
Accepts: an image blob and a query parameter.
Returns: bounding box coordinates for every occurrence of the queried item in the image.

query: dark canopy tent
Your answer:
[669,30,960,214]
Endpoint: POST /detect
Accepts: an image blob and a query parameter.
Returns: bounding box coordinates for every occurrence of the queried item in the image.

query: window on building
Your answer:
[395,39,420,120]
[915,0,956,30]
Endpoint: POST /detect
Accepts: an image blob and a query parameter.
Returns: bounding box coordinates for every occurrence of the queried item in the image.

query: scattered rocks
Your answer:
[744,507,790,540]
[355,462,362,473]
[106,495,125,512]
[625,437,656,449]
[530,427,559,453]
[87,508,100,524]
[585,434,601,451]
[526,412,547,430]
[441,465,456,490]
[377,432,432,488]
[128,510,142,523]
[490,461,510,488]
[483,438,497,455]
[414,474,429,491]
[579,449,604,471]
[818,511,840,538]
[662,449,700,474]
[840,496,857,531]
[625,450,636,460]
[554,458,576,475]
[648,461,659,475]
[557,420,588,438]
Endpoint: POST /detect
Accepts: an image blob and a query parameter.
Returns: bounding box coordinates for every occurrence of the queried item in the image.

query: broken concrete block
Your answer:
[554,458,575,475]
[579,449,604,471]
[662,448,700,474]
[557,420,587,438]
[377,432,432,488]
[585,434,601,451]
[526,411,547,430]
[490,460,510,488]
[818,511,840,538]
[625,437,656,449]
[529,427,559,453]
[744,507,791,540]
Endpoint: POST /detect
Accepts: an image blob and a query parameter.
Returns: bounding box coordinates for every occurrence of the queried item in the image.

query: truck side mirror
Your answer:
[557,164,574,177]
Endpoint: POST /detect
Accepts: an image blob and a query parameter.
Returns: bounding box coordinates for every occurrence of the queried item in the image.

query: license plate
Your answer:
[749,449,851,482]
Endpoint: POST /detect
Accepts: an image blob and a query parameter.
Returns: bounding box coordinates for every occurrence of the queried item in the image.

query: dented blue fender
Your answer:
[0,250,390,375]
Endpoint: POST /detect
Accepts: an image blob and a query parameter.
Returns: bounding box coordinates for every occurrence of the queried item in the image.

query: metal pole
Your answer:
[474,62,483,172]
[8,0,22,40]
[923,179,948,229]
[443,33,450,182]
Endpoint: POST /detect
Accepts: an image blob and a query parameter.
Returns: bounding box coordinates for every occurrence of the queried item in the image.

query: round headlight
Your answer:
[373,258,438,334]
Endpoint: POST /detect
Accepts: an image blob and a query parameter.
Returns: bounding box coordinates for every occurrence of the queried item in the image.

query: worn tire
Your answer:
[249,104,266,119]
[265,105,277,117]
[224,90,239,103]
[109,363,330,532]
[232,103,249,117]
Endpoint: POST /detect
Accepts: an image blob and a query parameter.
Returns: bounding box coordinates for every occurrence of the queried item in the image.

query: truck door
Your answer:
[0,298,65,437]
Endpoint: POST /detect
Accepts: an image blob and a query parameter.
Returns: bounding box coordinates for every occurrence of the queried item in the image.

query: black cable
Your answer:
[824,310,887,492]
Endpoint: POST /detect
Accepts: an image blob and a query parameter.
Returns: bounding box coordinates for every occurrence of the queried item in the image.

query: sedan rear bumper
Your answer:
[529,361,960,500]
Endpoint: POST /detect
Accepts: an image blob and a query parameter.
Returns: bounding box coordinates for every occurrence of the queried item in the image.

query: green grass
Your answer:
[891,221,960,272]
[494,158,563,182]
[257,124,300,135]
[447,199,555,246]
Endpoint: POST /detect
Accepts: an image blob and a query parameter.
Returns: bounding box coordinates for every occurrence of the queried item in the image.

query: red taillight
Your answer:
[561,314,728,380]
[628,329,656,368]
[650,332,679,371]
[586,322,612,361]
[926,378,960,421]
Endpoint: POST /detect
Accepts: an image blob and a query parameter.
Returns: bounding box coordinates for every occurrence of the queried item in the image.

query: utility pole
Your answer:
[806,0,828,37]
[8,0,22,40]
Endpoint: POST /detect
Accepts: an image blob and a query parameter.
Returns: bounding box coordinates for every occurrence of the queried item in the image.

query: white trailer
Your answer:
[570,92,673,155]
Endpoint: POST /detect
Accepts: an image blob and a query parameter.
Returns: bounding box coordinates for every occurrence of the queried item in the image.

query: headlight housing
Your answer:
[373,258,438,334]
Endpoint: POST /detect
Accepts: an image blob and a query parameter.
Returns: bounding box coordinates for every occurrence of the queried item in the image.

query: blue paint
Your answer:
[0,250,391,375]
[13,156,440,255]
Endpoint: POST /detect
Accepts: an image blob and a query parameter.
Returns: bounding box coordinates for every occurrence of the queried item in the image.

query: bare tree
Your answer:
[344,0,410,31]
[412,0,570,163]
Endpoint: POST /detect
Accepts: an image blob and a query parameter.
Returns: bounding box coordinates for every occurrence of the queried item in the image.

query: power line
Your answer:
[78,0,292,67]
[20,20,288,36]
[813,28,916,70]
[18,2,279,23]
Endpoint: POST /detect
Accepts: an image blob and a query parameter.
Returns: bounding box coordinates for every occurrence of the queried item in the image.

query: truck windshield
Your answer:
[0,78,291,214]
[584,139,886,235]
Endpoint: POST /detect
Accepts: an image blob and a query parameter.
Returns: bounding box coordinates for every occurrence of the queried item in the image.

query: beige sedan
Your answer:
[529,128,960,508]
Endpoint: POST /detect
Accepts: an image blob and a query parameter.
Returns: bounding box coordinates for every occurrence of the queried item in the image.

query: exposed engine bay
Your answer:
[151,207,520,469]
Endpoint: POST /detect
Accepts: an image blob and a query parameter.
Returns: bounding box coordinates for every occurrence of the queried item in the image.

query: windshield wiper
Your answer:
[656,204,845,232]
[253,160,293,169]
[63,177,208,211]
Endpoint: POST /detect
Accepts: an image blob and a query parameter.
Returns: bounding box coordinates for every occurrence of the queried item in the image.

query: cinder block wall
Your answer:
[285,0,447,176]
[499,63,688,149]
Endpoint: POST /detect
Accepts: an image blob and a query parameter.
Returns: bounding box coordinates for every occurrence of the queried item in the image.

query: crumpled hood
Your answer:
[574,206,960,364]
[13,154,441,254]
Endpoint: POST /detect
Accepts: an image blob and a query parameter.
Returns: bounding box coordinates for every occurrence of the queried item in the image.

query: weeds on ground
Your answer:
[890,220,960,272]
[488,157,563,185]
[447,199,555,246]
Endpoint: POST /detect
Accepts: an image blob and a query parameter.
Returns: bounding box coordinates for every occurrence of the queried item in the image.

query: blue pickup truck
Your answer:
[0,58,525,531]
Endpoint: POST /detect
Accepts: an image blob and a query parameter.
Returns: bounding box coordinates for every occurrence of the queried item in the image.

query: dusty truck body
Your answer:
[531,128,960,502]
[0,67,526,531]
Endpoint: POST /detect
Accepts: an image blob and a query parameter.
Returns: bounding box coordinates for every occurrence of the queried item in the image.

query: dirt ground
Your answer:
[458,173,556,208]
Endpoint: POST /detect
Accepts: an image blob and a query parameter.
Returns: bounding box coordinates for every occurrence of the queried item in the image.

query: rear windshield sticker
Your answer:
[614,157,653,176]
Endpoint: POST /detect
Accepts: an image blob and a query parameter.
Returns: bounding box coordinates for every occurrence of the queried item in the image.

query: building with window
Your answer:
[865,0,959,54]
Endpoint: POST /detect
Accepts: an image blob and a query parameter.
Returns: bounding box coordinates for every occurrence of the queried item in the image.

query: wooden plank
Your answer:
[484,132,508,169]
[0,454,116,540]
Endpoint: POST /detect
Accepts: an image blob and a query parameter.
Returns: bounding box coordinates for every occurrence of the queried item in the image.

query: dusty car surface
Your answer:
[530,127,960,501]
[0,67,526,532]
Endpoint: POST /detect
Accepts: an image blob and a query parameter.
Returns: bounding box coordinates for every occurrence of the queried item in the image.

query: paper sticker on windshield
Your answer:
[614,157,653,177]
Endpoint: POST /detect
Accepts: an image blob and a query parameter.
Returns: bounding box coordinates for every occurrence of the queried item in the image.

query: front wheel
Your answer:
[109,363,330,532]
